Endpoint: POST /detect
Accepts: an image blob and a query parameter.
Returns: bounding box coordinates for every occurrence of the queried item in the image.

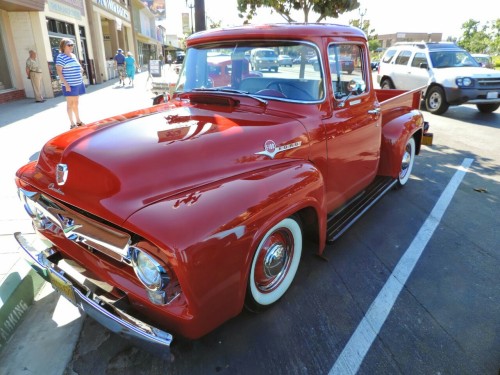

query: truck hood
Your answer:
[430,66,500,84]
[20,102,309,224]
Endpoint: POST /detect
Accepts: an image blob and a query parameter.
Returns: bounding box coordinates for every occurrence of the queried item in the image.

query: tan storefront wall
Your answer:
[90,0,133,82]
[1,0,93,100]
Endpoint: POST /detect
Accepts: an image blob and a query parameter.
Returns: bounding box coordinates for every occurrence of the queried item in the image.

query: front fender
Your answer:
[378,109,424,177]
[123,161,325,339]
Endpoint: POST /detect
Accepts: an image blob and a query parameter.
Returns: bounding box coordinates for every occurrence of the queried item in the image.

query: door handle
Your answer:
[368,108,381,115]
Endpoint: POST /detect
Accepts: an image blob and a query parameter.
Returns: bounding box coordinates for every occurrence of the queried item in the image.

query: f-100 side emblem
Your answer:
[56,164,68,186]
[255,140,302,159]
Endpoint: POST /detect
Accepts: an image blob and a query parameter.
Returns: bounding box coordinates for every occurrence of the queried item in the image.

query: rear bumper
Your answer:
[13,232,173,358]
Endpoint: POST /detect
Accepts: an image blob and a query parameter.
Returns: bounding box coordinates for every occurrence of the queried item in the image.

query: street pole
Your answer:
[194,0,206,32]
[188,2,194,34]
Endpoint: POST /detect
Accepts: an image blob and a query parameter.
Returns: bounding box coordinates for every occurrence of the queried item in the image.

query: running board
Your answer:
[327,176,397,243]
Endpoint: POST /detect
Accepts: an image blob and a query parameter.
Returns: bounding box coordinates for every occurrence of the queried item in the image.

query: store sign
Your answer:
[48,0,84,19]
[95,0,130,22]
[182,13,190,34]
[149,60,162,78]
[58,0,85,16]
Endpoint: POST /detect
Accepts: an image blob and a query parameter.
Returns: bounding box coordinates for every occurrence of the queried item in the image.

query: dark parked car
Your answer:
[175,52,185,64]
[278,54,293,67]
[371,60,379,71]
[311,55,354,74]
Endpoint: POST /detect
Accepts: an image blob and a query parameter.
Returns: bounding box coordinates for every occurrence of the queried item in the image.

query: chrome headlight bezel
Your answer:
[130,246,169,291]
[18,189,39,218]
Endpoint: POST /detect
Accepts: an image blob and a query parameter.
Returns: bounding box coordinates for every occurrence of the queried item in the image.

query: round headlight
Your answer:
[131,247,163,290]
[457,77,473,87]
[462,77,472,86]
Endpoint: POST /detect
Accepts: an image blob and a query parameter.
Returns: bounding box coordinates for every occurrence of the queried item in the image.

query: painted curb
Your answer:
[0,269,45,353]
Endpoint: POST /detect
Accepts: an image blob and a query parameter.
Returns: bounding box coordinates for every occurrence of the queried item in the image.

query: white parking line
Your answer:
[329,158,474,375]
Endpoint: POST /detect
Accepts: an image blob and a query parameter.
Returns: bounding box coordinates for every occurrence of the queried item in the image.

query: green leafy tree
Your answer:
[490,19,500,54]
[458,20,488,53]
[458,19,497,54]
[207,17,222,29]
[350,19,379,51]
[237,0,359,23]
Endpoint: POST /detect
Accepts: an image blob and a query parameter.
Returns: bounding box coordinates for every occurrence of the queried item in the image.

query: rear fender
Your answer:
[378,109,424,177]
[124,161,326,338]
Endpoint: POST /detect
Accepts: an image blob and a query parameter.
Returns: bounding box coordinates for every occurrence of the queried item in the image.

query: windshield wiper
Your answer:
[193,87,248,94]
[191,87,268,105]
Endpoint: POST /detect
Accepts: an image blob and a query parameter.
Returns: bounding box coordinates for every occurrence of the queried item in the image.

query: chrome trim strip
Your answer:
[184,39,325,104]
[13,232,173,356]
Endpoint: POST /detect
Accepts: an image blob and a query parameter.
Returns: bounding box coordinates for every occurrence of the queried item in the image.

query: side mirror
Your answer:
[420,62,428,69]
[338,78,366,108]
[347,78,366,95]
[152,93,170,105]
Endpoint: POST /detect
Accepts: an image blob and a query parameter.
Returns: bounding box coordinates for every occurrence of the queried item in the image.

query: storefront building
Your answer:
[0,0,163,104]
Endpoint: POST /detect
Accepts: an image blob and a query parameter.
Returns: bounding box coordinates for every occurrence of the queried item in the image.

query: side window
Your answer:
[328,43,366,99]
[382,49,397,63]
[394,50,411,65]
[411,52,428,68]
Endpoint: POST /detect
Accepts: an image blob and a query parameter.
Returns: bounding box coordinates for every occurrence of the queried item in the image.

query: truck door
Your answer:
[323,42,381,211]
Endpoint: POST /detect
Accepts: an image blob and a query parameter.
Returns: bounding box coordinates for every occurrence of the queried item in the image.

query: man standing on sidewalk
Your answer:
[25,50,45,102]
[114,49,126,86]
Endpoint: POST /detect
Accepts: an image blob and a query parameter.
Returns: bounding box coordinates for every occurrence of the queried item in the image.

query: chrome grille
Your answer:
[477,78,500,88]
[19,188,131,262]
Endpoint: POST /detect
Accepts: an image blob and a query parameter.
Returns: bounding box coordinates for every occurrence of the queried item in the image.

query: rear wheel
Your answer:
[476,103,500,113]
[397,137,416,187]
[380,78,395,89]
[425,86,449,115]
[245,216,302,312]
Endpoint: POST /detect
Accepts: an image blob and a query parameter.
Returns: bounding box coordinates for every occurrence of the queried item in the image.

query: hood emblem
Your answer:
[56,164,68,186]
[255,140,302,159]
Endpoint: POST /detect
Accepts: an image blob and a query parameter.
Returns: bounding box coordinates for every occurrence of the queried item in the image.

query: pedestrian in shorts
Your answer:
[114,49,126,86]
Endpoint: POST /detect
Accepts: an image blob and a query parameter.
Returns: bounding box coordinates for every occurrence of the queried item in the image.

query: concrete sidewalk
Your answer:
[0,66,178,373]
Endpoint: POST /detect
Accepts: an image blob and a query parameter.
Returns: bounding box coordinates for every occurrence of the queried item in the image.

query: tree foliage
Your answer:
[349,19,379,51]
[458,18,500,54]
[236,0,359,23]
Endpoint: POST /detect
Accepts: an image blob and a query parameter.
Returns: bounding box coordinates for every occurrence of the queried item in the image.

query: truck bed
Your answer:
[375,86,425,111]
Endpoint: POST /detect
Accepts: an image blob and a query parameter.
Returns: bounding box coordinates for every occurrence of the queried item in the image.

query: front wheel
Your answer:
[380,78,395,89]
[397,137,416,187]
[425,86,449,115]
[245,216,303,312]
[476,103,500,113]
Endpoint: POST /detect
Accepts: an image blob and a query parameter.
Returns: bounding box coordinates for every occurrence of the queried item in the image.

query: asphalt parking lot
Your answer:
[64,105,500,374]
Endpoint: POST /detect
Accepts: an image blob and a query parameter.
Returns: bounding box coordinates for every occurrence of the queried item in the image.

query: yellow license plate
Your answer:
[48,270,76,305]
[422,133,433,146]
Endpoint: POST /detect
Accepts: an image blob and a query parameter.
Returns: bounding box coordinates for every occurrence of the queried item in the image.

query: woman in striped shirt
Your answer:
[56,38,85,129]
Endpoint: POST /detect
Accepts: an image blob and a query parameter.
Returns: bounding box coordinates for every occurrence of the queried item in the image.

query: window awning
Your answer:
[0,0,45,11]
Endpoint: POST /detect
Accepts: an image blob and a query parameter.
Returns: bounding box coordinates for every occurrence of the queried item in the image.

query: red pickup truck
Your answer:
[14,24,432,356]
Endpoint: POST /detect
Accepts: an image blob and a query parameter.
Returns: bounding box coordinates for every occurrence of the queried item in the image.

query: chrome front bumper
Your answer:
[14,232,173,357]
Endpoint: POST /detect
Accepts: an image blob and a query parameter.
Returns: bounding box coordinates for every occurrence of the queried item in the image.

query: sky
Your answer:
[166,0,499,40]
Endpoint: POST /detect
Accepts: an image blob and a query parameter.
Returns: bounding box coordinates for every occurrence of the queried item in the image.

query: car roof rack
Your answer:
[393,42,462,51]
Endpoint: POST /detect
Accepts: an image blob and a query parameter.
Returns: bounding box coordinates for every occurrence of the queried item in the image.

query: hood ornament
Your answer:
[56,164,68,186]
[255,140,302,159]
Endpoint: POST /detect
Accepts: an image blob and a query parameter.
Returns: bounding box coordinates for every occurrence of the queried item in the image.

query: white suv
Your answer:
[377,42,500,114]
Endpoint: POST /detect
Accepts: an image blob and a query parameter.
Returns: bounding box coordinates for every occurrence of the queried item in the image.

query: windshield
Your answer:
[175,41,323,102]
[429,50,481,68]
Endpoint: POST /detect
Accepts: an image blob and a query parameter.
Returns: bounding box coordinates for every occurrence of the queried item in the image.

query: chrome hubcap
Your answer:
[400,141,413,180]
[254,230,293,293]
